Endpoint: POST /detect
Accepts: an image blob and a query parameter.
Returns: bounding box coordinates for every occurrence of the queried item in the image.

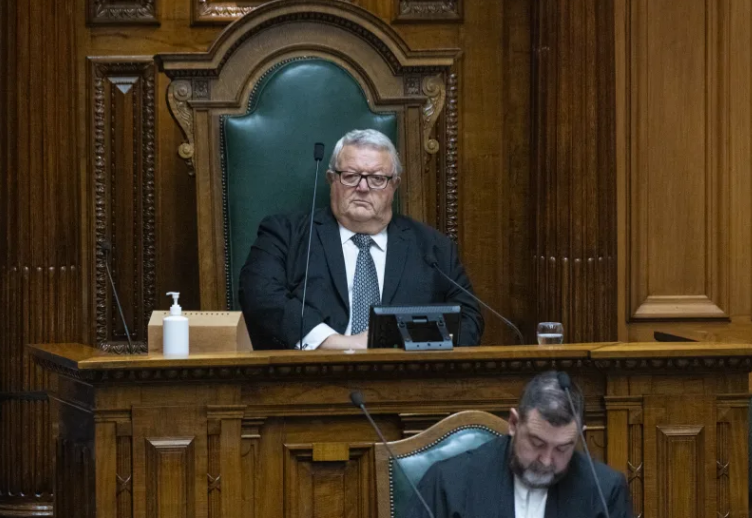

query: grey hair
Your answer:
[518,371,584,427]
[328,129,403,177]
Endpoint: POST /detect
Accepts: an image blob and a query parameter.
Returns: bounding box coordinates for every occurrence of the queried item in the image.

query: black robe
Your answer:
[404,436,632,518]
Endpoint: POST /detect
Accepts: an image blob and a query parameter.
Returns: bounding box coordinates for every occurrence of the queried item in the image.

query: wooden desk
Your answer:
[29,343,752,518]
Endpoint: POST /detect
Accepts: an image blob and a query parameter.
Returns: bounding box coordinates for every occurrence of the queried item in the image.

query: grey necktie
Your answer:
[351,233,381,334]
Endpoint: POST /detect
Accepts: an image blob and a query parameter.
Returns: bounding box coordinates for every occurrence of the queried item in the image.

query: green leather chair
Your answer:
[375,410,509,518]
[220,58,399,309]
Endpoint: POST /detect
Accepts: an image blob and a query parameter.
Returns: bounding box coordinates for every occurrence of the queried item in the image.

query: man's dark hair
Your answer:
[518,371,584,427]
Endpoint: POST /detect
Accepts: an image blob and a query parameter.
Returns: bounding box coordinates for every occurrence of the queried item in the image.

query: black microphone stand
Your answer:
[299,143,325,349]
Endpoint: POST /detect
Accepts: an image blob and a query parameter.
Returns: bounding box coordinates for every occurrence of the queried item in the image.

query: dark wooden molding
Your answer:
[444,71,459,242]
[89,58,157,351]
[88,0,159,26]
[394,0,462,22]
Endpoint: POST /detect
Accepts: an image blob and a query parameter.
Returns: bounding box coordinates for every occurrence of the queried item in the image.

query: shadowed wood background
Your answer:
[1,0,751,516]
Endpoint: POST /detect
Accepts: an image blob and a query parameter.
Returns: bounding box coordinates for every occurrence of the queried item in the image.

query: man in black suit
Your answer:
[239,129,483,350]
[405,371,632,518]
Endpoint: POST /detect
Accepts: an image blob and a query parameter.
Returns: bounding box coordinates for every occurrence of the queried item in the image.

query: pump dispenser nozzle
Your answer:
[166,291,182,316]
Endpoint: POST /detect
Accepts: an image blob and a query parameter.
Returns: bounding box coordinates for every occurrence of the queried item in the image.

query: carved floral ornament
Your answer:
[191,0,461,24]
[89,0,158,25]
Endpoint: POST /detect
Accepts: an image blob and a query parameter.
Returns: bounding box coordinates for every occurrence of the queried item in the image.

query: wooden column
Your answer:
[531,0,617,342]
[0,0,80,515]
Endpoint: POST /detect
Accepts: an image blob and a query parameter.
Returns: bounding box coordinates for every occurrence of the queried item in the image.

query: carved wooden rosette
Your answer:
[88,0,159,25]
[90,58,157,352]
[531,0,617,342]
[158,0,461,309]
[394,0,462,22]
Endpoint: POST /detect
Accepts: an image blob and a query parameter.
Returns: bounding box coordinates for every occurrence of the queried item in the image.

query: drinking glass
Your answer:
[536,322,564,345]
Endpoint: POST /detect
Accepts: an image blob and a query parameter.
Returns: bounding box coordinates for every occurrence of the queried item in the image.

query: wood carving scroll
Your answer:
[421,75,445,155]
[88,0,158,25]
[167,80,196,175]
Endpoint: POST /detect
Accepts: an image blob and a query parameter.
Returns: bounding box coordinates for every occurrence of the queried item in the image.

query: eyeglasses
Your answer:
[331,170,394,190]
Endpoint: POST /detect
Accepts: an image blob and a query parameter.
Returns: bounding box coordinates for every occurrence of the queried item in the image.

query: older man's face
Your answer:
[508,408,579,489]
[328,144,400,234]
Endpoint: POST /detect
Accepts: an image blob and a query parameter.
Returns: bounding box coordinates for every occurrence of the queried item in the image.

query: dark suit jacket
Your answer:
[405,435,632,518]
[239,207,484,349]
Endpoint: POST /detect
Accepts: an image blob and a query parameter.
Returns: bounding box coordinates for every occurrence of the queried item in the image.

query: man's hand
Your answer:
[319,331,368,350]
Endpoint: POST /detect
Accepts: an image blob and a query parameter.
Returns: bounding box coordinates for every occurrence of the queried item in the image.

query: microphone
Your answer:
[556,372,610,518]
[299,143,326,349]
[349,391,435,518]
[424,252,525,345]
[101,240,134,354]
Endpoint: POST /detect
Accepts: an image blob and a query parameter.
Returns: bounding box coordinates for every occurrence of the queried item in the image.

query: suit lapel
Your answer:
[314,209,348,309]
[381,217,411,304]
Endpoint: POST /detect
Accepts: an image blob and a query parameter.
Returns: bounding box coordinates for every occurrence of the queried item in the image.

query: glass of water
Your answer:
[537,322,564,345]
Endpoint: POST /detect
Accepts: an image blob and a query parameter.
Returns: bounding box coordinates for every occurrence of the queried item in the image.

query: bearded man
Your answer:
[405,371,632,518]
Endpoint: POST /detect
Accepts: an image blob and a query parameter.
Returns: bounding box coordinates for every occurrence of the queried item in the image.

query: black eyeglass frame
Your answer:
[329,169,395,190]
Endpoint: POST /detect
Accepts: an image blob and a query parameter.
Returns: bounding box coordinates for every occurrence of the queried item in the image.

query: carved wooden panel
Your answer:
[284,443,373,518]
[132,407,208,518]
[605,396,644,517]
[88,0,159,26]
[89,58,157,352]
[393,0,462,22]
[626,0,730,320]
[191,0,265,25]
[655,426,705,518]
[240,418,265,518]
[145,438,196,518]
[715,396,750,518]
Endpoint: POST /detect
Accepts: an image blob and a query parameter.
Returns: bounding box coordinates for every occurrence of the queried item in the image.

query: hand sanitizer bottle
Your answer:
[163,291,189,356]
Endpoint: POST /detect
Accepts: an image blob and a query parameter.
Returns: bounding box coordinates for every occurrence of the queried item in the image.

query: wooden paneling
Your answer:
[626,0,730,320]
[145,438,197,518]
[33,343,752,518]
[88,58,157,351]
[655,425,705,517]
[531,0,617,343]
[284,444,372,518]
[132,407,207,518]
[615,0,752,340]
[0,0,79,514]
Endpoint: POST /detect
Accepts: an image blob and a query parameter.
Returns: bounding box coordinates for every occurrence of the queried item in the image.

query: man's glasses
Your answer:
[331,170,394,190]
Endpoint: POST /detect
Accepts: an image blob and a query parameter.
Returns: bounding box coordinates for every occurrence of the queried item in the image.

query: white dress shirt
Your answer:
[298,224,388,350]
[514,476,548,518]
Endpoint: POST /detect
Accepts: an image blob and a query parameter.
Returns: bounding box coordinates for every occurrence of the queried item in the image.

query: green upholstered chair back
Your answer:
[221,58,398,309]
[375,411,509,518]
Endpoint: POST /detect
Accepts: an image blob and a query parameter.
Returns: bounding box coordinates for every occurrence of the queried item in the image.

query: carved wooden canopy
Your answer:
[156,0,460,309]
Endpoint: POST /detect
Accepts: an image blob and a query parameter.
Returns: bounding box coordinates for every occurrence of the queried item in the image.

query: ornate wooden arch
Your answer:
[156,0,461,309]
